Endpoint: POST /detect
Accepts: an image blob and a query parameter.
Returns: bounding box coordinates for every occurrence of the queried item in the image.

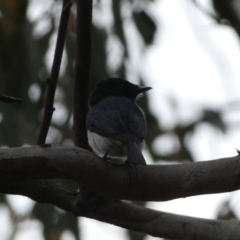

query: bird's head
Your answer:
[89,77,152,106]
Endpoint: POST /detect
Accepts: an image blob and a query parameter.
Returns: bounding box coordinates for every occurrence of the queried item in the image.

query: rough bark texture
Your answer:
[1,145,240,201]
[1,144,240,239]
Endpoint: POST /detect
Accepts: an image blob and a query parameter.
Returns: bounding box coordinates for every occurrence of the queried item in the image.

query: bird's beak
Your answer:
[136,86,152,94]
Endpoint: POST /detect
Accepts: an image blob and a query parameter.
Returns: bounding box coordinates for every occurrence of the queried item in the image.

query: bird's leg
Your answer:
[102,150,110,161]
[125,160,139,185]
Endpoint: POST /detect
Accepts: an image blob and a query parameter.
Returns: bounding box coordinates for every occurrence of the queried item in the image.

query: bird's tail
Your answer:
[123,141,146,165]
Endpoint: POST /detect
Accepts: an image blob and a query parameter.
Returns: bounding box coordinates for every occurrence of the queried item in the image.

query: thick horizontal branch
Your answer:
[1,179,240,240]
[0,145,240,201]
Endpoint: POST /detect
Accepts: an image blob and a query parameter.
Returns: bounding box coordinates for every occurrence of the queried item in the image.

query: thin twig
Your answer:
[37,0,72,144]
[73,0,93,149]
[0,94,22,103]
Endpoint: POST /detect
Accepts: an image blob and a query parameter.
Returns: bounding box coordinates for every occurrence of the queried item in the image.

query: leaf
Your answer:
[133,10,157,45]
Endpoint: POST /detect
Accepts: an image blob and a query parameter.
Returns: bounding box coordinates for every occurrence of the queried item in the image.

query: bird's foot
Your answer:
[125,160,139,185]
[102,150,110,162]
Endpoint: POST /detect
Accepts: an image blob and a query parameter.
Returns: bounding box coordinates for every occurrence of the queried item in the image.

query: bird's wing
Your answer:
[86,109,126,136]
[128,110,146,142]
[86,97,147,143]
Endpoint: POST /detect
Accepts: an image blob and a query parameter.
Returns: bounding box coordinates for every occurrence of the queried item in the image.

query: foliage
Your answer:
[0,0,239,239]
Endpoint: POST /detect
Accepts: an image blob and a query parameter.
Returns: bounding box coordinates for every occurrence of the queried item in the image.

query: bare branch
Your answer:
[73,0,93,149]
[0,94,22,103]
[1,179,239,240]
[37,0,72,144]
[0,180,80,214]
[0,145,240,201]
[83,200,240,240]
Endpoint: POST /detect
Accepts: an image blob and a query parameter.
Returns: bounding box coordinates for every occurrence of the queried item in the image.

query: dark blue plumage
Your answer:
[86,78,151,165]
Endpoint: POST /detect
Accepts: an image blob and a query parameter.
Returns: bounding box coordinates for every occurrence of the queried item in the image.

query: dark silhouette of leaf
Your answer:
[133,10,157,45]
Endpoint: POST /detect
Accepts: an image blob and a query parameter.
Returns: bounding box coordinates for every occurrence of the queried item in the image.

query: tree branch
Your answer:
[1,179,239,240]
[82,200,240,240]
[73,0,92,149]
[0,94,22,103]
[37,0,72,144]
[0,180,80,214]
[0,145,240,201]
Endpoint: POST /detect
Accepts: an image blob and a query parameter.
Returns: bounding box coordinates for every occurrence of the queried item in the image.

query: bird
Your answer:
[86,77,152,165]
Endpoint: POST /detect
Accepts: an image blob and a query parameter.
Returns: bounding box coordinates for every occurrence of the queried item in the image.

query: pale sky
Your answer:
[2,0,240,240]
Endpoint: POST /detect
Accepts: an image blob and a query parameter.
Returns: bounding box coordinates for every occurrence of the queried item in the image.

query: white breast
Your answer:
[87,130,127,164]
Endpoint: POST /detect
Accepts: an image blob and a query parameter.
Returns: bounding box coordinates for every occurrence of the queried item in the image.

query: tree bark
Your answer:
[1,145,240,239]
[0,145,240,201]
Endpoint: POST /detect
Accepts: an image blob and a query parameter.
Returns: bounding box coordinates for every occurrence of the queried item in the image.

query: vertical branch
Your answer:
[37,0,72,145]
[73,0,93,149]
